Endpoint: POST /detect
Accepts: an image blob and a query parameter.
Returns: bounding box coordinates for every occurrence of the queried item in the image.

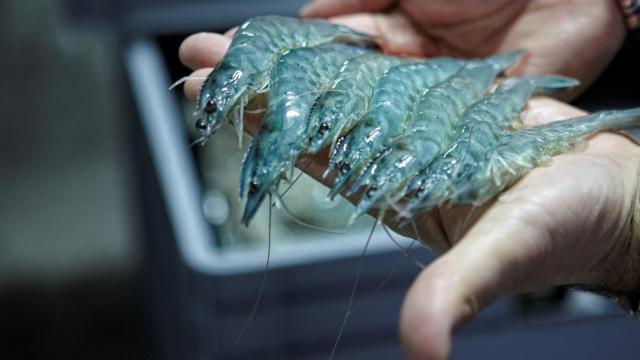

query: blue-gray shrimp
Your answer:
[306,52,410,154]
[350,61,517,217]
[240,44,366,224]
[402,75,579,216]
[326,57,468,197]
[330,51,523,201]
[195,16,374,141]
[450,108,640,206]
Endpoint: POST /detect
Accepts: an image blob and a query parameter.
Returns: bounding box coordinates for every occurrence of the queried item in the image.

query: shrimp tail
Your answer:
[477,49,526,74]
[595,108,640,130]
[501,75,580,95]
[334,31,379,49]
[452,107,640,205]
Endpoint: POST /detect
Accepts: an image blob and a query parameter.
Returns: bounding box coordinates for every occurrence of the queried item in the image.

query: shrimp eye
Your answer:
[366,186,378,198]
[318,123,330,134]
[204,99,217,114]
[249,180,260,196]
[195,119,208,131]
[416,186,425,195]
[340,162,351,175]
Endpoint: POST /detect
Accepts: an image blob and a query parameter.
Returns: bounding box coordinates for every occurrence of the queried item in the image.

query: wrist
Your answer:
[616,0,640,30]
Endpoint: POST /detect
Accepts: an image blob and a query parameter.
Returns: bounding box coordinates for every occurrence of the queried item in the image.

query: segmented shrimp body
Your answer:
[327,58,467,197]
[307,53,410,154]
[403,75,579,215]
[196,16,374,139]
[350,63,504,216]
[451,108,640,205]
[240,44,366,223]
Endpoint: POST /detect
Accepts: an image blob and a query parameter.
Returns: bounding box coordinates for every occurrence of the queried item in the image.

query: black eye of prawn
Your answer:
[318,123,330,134]
[195,119,208,131]
[249,180,260,196]
[366,186,378,198]
[204,99,217,114]
[340,162,351,175]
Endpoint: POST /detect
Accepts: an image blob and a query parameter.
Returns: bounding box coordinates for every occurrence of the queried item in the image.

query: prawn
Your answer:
[326,57,468,197]
[350,62,511,218]
[451,108,640,205]
[402,75,579,216]
[330,51,524,204]
[240,43,366,224]
[306,52,411,154]
[195,16,374,141]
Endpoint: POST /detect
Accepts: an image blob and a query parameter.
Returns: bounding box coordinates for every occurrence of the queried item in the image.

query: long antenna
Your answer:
[329,219,377,360]
[233,194,273,345]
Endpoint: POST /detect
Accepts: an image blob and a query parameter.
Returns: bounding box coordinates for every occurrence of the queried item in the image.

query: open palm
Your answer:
[177,3,639,358]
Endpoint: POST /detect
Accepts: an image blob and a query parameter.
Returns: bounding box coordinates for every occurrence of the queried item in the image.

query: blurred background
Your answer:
[1,0,639,359]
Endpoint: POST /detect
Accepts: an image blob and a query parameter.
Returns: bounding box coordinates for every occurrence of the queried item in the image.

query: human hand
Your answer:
[300,0,627,99]
[178,24,640,360]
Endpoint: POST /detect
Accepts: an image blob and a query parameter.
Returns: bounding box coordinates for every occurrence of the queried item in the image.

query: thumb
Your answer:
[399,203,573,359]
[300,0,395,18]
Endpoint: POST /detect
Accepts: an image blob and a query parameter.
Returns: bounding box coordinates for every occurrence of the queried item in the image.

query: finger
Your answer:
[183,68,212,102]
[224,27,238,38]
[300,0,395,18]
[178,32,231,70]
[399,199,573,359]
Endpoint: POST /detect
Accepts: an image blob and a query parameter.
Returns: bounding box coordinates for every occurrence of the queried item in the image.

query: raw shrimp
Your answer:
[401,75,579,216]
[240,43,366,224]
[306,52,410,154]
[451,108,640,206]
[326,58,467,196]
[350,63,510,217]
[195,16,374,140]
[328,51,523,199]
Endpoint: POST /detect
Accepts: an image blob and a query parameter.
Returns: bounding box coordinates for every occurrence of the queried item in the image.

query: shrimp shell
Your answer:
[330,51,523,200]
[240,43,366,224]
[326,57,467,197]
[403,75,579,216]
[451,108,640,205]
[351,63,504,217]
[195,16,374,140]
[306,52,410,154]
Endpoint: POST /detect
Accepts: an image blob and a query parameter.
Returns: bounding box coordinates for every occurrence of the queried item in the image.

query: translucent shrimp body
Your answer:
[451,108,640,205]
[350,63,504,216]
[240,44,366,224]
[326,58,467,197]
[306,52,410,154]
[329,51,524,199]
[196,16,373,139]
[403,75,579,215]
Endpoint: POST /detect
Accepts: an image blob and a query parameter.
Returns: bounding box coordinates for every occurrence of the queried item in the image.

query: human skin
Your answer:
[177,2,639,358]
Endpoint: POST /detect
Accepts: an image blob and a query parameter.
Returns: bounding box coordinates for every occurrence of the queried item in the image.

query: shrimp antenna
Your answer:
[349,239,419,316]
[410,218,435,253]
[233,193,273,345]
[272,193,346,234]
[382,224,424,269]
[329,219,377,360]
[169,75,207,90]
[279,158,313,198]
[189,136,208,148]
